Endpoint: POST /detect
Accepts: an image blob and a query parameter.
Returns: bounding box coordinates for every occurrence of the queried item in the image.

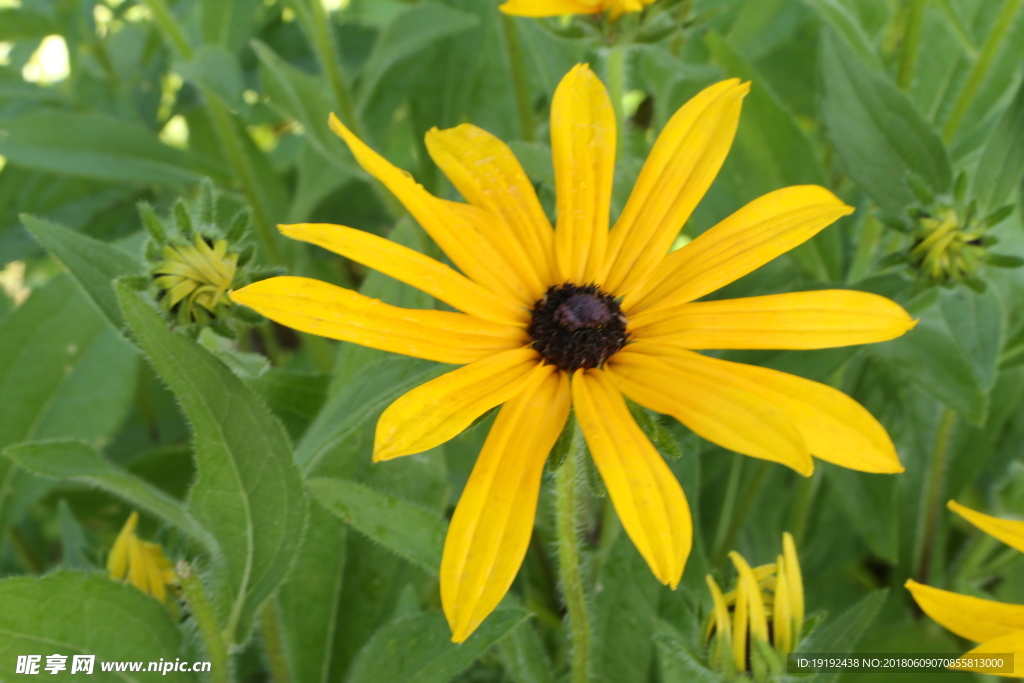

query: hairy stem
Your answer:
[177,562,230,683]
[555,434,590,683]
[260,599,291,683]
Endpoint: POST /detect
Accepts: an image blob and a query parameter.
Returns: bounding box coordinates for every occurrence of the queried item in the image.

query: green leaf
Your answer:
[497,619,553,683]
[826,467,899,562]
[250,368,330,442]
[820,28,952,212]
[0,112,228,185]
[358,3,479,110]
[870,319,988,425]
[0,7,57,40]
[796,590,888,683]
[176,45,245,109]
[307,476,446,576]
[276,501,347,683]
[252,40,360,174]
[940,284,1003,392]
[803,0,883,71]
[653,619,726,683]
[300,356,449,476]
[116,283,306,643]
[3,439,215,550]
[0,572,190,683]
[974,77,1024,214]
[21,214,142,331]
[57,499,92,570]
[346,609,529,683]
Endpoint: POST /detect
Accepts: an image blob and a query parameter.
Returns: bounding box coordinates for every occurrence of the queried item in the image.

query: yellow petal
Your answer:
[629,290,917,350]
[328,113,534,305]
[279,223,528,326]
[782,532,804,631]
[425,125,556,288]
[705,575,733,644]
[623,186,854,313]
[774,555,792,654]
[442,367,570,643]
[604,80,749,294]
[905,579,1024,642]
[126,535,152,596]
[572,369,691,587]
[949,500,1024,554]
[962,631,1024,677]
[618,345,903,474]
[551,64,615,284]
[230,276,527,365]
[733,567,749,671]
[143,542,167,602]
[499,0,603,17]
[731,552,769,647]
[374,347,542,460]
[107,511,138,580]
[606,347,812,475]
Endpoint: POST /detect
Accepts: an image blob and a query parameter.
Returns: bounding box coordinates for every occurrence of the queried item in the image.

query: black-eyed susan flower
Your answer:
[106,511,176,603]
[231,64,914,643]
[500,0,655,20]
[907,501,1024,677]
[706,533,804,675]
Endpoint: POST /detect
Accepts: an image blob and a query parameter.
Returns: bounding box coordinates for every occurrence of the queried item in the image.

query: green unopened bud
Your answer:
[154,235,238,323]
[908,206,989,284]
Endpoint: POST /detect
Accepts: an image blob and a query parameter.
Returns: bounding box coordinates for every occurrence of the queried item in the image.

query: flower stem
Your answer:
[942,0,1024,141]
[177,562,230,683]
[260,599,291,683]
[555,433,590,683]
[896,0,926,90]
[501,14,535,142]
[915,407,957,582]
[607,43,627,156]
[713,458,769,564]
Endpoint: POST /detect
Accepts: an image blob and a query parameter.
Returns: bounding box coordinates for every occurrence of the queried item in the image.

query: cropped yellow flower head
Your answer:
[907,501,1024,677]
[500,0,656,20]
[106,511,176,603]
[706,533,804,673]
[232,64,913,643]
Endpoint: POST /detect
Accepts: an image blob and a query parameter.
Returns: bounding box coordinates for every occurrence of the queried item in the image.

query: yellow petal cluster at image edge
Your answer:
[499,0,656,20]
[231,63,916,643]
[706,532,804,673]
[107,511,176,603]
[907,501,1024,677]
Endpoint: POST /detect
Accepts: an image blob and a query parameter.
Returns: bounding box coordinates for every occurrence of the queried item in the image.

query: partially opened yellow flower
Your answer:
[500,0,656,20]
[106,511,177,603]
[231,64,913,643]
[907,501,1024,677]
[706,533,804,673]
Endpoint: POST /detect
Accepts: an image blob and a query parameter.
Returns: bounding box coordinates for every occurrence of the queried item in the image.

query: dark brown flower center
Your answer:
[527,283,629,371]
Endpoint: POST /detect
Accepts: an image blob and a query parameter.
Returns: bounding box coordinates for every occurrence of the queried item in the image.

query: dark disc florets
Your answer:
[527,283,629,371]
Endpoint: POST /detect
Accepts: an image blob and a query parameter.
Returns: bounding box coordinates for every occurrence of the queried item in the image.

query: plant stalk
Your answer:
[501,14,536,142]
[260,599,291,683]
[555,434,590,683]
[177,562,230,683]
[916,407,957,582]
[897,0,927,90]
[942,0,1024,141]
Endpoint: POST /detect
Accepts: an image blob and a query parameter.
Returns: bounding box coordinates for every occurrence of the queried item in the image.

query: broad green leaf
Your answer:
[0,112,228,185]
[796,590,888,683]
[57,500,92,570]
[346,609,529,683]
[870,319,987,424]
[940,284,1003,392]
[804,0,883,70]
[3,439,214,549]
[820,28,952,212]
[253,40,361,174]
[116,283,306,643]
[301,356,449,476]
[497,619,553,683]
[0,278,136,533]
[0,8,57,40]
[250,368,330,442]
[0,572,191,683]
[826,466,899,562]
[176,45,244,109]
[307,476,446,575]
[357,3,479,110]
[276,501,347,683]
[974,77,1024,213]
[653,619,726,683]
[21,214,142,331]
[591,532,663,683]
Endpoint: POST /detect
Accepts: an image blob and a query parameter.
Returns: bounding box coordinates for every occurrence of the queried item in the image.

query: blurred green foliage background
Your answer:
[0,0,1023,681]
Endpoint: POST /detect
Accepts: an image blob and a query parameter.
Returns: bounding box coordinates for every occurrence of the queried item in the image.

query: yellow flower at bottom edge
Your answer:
[705,533,804,673]
[907,501,1024,677]
[231,63,914,643]
[499,0,656,20]
[107,511,176,603]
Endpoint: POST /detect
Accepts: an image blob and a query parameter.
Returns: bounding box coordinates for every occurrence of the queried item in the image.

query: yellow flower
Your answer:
[500,0,656,20]
[907,501,1024,677]
[153,234,238,322]
[106,511,176,603]
[231,64,913,643]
